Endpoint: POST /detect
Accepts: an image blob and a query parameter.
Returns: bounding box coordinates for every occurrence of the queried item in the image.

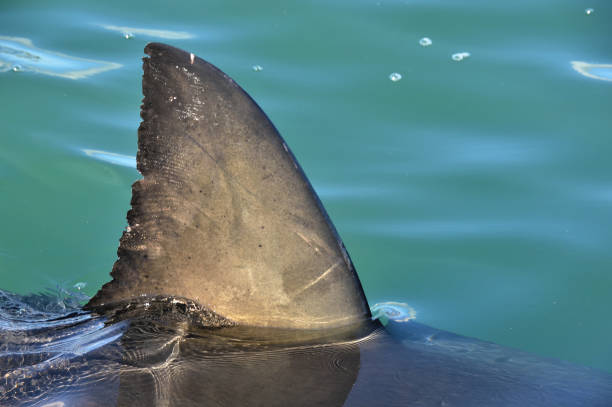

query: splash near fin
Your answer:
[86,43,370,329]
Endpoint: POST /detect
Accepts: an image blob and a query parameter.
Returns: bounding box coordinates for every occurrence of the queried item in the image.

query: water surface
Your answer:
[0,0,611,372]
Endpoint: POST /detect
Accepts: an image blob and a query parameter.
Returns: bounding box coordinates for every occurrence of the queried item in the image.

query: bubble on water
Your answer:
[252,65,263,72]
[585,8,594,15]
[419,37,432,47]
[123,32,134,40]
[452,52,471,62]
[11,64,22,72]
[371,302,416,323]
[73,282,87,291]
[388,72,402,82]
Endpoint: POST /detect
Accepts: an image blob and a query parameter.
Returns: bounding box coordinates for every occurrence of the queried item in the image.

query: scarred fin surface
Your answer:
[85,43,371,329]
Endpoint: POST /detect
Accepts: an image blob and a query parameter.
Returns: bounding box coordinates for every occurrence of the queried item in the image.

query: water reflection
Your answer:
[0,36,121,79]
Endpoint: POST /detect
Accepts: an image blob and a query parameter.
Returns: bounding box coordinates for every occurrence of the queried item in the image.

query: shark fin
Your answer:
[86,43,370,329]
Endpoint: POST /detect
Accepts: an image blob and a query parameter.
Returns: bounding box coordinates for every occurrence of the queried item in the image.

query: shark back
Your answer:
[86,43,370,329]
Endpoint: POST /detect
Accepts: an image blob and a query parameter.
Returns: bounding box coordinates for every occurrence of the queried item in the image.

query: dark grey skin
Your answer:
[1,43,611,406]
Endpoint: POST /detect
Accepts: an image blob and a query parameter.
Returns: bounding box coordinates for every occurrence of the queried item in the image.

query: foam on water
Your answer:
[371,302,416,323]
[0,36,121,79]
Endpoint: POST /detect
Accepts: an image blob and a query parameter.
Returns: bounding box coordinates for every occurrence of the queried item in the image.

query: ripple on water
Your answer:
[571,61,612,82]
[0,36,121,79]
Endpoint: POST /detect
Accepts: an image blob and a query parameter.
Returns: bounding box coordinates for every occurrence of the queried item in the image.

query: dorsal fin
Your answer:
[85,43,371,329]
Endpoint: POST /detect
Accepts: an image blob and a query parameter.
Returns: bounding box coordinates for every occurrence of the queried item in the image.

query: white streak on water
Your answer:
[0,36,121,79]
[101,25,194,40]
[571,61,612,82]
[82,149,136,168]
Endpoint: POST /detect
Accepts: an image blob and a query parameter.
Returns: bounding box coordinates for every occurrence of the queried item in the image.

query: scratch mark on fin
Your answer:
[295,231,321,254]
[291,260,341,297]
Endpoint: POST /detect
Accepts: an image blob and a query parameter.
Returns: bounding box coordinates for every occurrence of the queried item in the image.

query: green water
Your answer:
[1,0,611,373]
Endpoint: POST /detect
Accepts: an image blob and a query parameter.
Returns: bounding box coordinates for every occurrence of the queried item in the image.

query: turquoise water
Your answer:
[1,0,611,374]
